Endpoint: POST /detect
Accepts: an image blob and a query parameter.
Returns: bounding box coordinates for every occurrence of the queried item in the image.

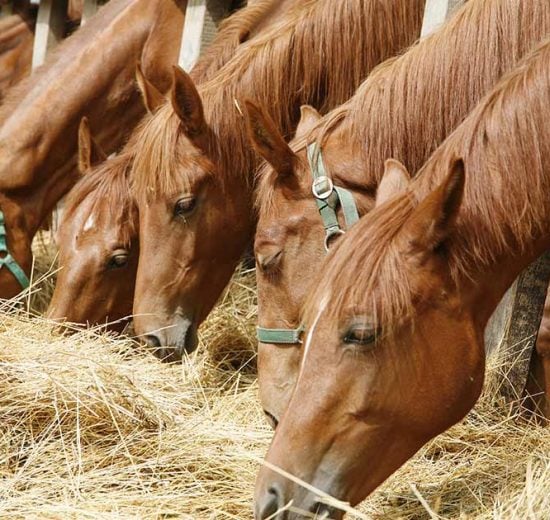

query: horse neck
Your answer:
[0,0,184,235]
[413,41,550,330]
[326,0,550,190]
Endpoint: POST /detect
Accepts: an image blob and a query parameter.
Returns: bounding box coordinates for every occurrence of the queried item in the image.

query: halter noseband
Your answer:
[256,142,359,345]
[0,211,30,290]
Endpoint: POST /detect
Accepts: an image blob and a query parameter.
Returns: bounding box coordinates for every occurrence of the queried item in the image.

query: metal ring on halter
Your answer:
[324,228,345,251]
[312,175,334,199]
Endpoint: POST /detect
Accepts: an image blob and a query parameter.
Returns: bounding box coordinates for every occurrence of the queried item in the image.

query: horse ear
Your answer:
[243,99,295,176]
[136,63,165,113]
[295,105,321,140]
[376,159,411,207]
[402,158,465,256]
[78,117,107,174]
[170,65,206,139]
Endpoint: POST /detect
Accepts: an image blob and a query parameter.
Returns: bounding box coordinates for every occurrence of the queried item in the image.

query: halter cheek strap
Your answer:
[307,143,359,250]
[0,211,30,290]
[257,143,360,346]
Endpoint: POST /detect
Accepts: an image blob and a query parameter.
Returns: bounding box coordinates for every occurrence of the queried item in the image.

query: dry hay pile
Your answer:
[0,237,548,519]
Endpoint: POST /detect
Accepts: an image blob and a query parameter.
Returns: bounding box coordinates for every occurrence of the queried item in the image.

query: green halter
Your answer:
[256,142,359,345]
[0,211,30,290]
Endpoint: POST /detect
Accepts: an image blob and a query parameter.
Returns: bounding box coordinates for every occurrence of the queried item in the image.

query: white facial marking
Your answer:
[82,213,95,232]
[298,293,329,379]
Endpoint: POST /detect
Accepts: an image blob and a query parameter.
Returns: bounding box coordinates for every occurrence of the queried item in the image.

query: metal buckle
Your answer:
[324,229,345,251]
[312,176,334,199]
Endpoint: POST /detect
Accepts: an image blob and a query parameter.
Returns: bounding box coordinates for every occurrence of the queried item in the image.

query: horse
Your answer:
[0,0,187,299]
[249,0,550,426]
[130,0,426,359]
[47,0,306,331]
[254,35,550,520]
[48,118,138,332]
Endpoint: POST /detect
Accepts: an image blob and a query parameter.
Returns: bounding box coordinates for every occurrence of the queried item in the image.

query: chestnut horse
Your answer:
[250,0,550,425]
[0,0,187,299]
[47,0,303,330]
[254,36,550,519]
[130,0,426,359]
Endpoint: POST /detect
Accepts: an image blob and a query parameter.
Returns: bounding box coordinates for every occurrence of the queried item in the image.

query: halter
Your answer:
[0,211,30,290]
[256,142,359,345]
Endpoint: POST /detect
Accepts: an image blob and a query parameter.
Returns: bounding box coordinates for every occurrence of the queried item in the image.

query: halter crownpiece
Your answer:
[257,143,360,346]
[307,143,359,250]
[0,211,30,290]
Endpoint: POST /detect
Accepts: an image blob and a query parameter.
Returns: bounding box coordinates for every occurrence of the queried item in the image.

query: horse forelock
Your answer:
[303,192,416,337]
[63,151,137,245]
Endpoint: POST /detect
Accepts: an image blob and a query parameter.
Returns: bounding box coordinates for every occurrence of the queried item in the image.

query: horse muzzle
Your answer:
[139,316,198,361]
[255,477,345,520]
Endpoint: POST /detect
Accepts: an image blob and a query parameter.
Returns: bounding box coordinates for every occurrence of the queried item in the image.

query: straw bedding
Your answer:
[0,235,548,519]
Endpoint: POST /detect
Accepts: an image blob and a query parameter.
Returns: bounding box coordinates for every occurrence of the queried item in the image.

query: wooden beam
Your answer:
[421,0,464,38]
[32,0,68,69]
[179,0,208,72]
[494,252,550,401]
[81,0,99,26]
[178,0,233,72]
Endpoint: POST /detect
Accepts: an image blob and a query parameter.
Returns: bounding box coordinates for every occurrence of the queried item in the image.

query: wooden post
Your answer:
[81,0,99,25]
[421,0,464,38]
[179,0,233,72]
[32,0,69,69]
[492,252,550,401]
[31,0,69,236]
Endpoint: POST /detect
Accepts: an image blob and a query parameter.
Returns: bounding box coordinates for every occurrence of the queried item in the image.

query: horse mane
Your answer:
[190,0,279,83]
[62,150,137,244]
[131,0,425,201]
[256,0,550,215]
[0,0,134,125]
[304,36,550,333]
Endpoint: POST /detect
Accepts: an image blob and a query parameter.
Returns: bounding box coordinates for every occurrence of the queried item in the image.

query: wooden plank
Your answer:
[81,0,99,25]
[421,0,464,38]
[32,0,68,69]
[179,0,208,72]
[492,253,550,402]
[179,0,233,72]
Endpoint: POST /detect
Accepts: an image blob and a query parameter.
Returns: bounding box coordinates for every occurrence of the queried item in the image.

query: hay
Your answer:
[0,251,548,519]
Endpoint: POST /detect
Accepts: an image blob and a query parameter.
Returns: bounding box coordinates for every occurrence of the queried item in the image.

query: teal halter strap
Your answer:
[256,143,360,346]
[257,325,304,345]
[307,143,359,250]
[0,211,30,290]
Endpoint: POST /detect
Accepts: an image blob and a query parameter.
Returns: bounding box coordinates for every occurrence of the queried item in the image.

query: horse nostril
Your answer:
[310,501,339,519]
[257,484,285,519]
[142,334,161,349]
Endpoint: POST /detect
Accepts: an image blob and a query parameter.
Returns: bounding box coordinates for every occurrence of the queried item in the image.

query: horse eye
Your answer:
[107,251,129,270]
[174,196,197,217]
[344,326,379,346]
